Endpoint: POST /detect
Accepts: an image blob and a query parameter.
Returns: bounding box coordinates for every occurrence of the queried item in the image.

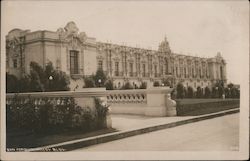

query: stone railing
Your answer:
[6,88,107,109]
[106,87,176,116]
[6,88,112,128]
[6,87,176,117]
[107,89,147,105]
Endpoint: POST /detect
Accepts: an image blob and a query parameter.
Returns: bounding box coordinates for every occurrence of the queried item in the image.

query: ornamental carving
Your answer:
[57,21,87,44]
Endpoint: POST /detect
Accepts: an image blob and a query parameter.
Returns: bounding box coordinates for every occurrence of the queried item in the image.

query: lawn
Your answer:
[176,99,240,116]
[176,98,239,105]
[6,127,117,151]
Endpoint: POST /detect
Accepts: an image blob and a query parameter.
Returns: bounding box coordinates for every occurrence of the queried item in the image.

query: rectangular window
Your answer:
[154,65,157,77]
[115,62,119,76]
[70,50,79,74]
[160,65,163,76]
[165,60,168,74]
[129,63,133,77]
[98,60,103,70]
[13,59,17,68]
[142,64,146,77]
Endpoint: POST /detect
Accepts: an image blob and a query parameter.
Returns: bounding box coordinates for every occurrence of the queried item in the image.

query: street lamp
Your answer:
[98,79,102,87]
[48,75,53,91]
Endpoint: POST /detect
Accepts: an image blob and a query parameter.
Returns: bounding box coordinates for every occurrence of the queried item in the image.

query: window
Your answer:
[160,65,163,76]
[70,50,79,74]
[220,66,223,79]
[165,60,168,74]
[194,82,196,88]
[129,63,133,77]
[154,65,157,77]
[13,59,17,68]
[142,64,146,77]
[98,60,103,70]
[176,67,178,76]
[184,68,186,78]
[180,67,183,77]
[115,62,119,76]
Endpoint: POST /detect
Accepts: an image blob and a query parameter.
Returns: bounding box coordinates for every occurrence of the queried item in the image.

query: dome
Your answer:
[158,36,171,53]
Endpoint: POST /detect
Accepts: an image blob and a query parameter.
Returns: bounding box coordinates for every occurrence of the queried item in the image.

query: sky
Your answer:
[1,0,249,84]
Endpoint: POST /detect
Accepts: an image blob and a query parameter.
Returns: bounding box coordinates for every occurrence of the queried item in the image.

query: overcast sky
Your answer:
[2,0,249,84]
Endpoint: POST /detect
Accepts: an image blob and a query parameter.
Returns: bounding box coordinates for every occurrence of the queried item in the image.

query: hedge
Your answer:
[176,99,240,116]
[6,95,108,134]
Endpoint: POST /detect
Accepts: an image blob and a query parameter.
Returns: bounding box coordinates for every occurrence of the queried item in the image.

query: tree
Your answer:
[162,79,171,86]
[176,83,184,99]
[93,69,107,87]
[6,61,70,92]
[227,83,234,89]
[140,82,147,89]
[153,81,160,87]
[218,86,224,98]
[224,87,230,98]
[30,68,44,92]
[187,86,194,98]
[196,86,202,98]
[84,77,95,88]
[39,62,70,91]
[105,79,114,90]
[204,86,211,98]
[211,86,217,98]
[31,62,70,91]
[122,82,133,90]
[6,73,19,93]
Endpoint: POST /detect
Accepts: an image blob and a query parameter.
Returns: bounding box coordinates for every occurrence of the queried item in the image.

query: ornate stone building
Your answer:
[6,21,227,90]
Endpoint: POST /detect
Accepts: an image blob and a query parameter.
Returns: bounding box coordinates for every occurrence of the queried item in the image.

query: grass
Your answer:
[6,127,117,150]
[176,99,240,116]
[176,98,239,105]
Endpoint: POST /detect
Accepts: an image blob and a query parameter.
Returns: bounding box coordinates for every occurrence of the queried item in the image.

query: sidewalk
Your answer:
[111,114,194,131]
[28,108,239,151]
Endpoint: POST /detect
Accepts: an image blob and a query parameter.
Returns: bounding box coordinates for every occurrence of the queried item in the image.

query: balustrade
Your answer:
[6,87,176,117]
[107,92,147,104]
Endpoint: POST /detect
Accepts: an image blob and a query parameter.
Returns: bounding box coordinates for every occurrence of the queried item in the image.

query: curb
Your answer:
[28,108,239,152]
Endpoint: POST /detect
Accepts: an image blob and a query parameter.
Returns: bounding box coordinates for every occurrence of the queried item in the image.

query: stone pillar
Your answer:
[165,93,177,116]
[145,87,175,116]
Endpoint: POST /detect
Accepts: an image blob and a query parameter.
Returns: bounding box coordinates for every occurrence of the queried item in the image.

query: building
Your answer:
[6,21,227,90]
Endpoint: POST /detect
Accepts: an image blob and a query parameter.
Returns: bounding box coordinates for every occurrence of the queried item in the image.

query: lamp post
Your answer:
[98,79,102,87]
[48,75,53,91]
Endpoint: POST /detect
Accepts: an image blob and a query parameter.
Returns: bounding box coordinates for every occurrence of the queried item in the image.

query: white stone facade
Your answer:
[6,22,227,90]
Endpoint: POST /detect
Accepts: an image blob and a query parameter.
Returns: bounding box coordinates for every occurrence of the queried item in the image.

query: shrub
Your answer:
[196,86,202,98]
[6,73,19,93]
[162,79,171,86]
[122,82,133,89]
[187,86,194,98]
[6,95,108,134]
[140,82,147,89]
[93,69,107,87]
[6,61,70,93]
[84,77,96,88]
[204,86,211,98]
[153,81,160,87]
[105,80,114,90]
[176,83,184,99]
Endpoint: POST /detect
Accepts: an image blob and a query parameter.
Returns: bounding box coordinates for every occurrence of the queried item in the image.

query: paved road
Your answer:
[76,113,239,151]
